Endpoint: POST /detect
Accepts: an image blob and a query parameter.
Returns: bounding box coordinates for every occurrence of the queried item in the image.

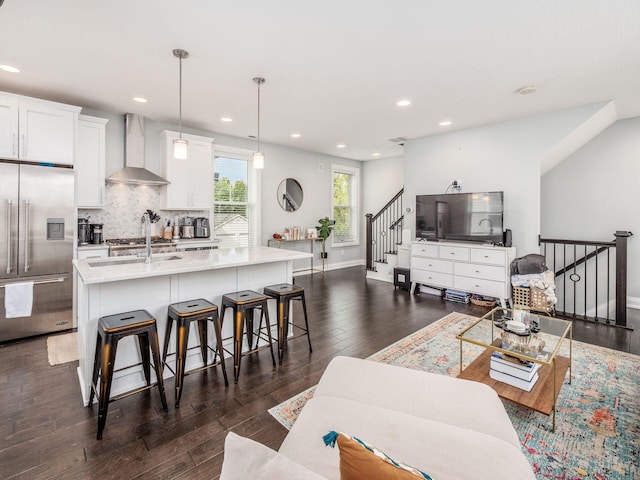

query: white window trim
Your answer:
[331,164,360,248]
[212,144,261,247]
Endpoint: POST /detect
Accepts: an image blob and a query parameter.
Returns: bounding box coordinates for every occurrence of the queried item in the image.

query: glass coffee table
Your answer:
[455,307,572,431]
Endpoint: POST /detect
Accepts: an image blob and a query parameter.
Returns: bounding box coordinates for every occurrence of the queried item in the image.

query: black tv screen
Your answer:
[415,192,504,244]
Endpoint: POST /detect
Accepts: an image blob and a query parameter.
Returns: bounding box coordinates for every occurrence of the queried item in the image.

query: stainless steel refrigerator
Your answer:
[0,160,74,342]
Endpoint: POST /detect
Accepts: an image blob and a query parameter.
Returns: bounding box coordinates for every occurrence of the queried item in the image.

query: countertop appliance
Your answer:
[0,161,74,342]
[90,223,104,244]
[106,237,177,257]
[78,217,91,245]
[194,217,210,238]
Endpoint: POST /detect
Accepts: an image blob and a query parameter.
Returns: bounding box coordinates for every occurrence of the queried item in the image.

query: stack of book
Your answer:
[489,352,540,392]
[444,289,470,304]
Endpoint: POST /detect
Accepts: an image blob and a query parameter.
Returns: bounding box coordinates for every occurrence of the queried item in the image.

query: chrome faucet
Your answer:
[141,212,152,264]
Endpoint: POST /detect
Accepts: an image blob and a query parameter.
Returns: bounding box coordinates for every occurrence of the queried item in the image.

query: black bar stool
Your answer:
[88,309,168,440]
[162,298,229,408]
[263,283,312,364]
[220,290,276,383]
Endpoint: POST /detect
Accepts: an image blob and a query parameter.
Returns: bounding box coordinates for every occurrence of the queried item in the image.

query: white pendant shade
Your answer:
[253,151,264,169]
[173,138,189,160]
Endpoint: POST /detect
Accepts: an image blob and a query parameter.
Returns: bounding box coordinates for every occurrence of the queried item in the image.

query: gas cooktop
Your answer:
[106,237,176,246]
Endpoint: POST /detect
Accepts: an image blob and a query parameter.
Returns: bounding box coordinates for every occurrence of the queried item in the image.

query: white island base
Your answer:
[74,247,312,406]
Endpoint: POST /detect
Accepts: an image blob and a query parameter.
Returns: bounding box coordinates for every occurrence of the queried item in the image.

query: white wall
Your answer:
[541,117,640,297]
[362,156,404,215]
[82,108,364,270]
[403,103,611,255]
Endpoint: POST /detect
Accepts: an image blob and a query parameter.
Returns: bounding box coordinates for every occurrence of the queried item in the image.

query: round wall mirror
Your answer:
[277,178,303,211]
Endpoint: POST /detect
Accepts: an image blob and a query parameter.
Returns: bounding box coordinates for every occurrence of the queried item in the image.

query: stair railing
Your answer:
[538,230,632,327]
[365,188,404,271]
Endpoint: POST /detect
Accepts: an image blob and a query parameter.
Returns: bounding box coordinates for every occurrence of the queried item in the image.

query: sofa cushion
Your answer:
[221,432,328,480]
[324,430,433,480]
[314,356,521,448]
[279,395,535,480]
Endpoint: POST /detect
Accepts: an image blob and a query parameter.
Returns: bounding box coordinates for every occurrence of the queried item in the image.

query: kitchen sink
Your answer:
[88,255,183,267]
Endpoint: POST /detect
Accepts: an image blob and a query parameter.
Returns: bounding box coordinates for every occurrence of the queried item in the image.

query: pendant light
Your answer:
[252,77,265,169]
[173,49,189,160]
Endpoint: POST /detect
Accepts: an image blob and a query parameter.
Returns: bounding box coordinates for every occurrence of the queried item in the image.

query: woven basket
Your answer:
[512,286,552,313]
[470,296,497,307]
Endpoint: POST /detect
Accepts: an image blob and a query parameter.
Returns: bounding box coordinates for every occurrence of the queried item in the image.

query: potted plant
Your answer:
[316,217,335,259]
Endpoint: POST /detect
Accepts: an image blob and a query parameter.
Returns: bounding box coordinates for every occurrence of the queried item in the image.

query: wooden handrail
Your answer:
[371,188,404,222]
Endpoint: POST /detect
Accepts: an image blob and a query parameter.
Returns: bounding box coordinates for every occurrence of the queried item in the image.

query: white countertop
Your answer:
[73,246,312,285]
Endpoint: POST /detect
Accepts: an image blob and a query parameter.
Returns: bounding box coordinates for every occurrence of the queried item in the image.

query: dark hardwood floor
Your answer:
[1,266,637,479]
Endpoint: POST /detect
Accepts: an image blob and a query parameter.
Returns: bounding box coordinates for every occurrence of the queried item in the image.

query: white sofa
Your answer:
[221,356,535,479]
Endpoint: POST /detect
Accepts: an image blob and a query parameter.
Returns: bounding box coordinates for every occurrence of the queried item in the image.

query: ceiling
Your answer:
[1,0,639,161]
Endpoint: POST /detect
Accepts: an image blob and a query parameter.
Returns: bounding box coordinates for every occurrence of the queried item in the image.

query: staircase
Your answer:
[365,188,405,282]
[539,231,632,327]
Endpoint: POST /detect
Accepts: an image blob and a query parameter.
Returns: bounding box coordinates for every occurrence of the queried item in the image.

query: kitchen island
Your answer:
[73,246,312,405]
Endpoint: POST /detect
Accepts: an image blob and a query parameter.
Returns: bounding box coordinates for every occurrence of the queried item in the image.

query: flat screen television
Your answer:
[415,191,504,244]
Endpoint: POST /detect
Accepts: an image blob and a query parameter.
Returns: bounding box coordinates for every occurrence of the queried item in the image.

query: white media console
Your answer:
[410,241,516,307]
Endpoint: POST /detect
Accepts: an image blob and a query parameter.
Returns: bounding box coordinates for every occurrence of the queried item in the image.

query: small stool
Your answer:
[88,309,168,440]
[263,283,312,364]
[162,298,229,408]
[220,290,276,383]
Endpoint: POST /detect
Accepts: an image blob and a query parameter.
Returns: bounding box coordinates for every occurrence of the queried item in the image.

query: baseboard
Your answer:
[293,259,365,276]
[627,296,640,310]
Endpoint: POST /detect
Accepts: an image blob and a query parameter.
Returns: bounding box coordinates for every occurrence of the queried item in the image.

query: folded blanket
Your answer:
[511,273,545,288]
[510,254,547,275]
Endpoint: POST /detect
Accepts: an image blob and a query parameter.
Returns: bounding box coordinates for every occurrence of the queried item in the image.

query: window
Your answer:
[331,164,360,247]
[213,147,260,248]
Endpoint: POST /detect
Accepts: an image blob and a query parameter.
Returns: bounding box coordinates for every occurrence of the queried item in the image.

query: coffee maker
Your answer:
[194,217,210,238]
[78,217,91,245]
[90,223,104,244]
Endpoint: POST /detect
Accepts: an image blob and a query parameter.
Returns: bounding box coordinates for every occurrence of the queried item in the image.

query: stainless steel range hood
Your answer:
[106,113,169,185]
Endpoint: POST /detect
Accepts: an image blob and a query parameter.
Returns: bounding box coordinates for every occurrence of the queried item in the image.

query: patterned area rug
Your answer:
[269,312,640,479]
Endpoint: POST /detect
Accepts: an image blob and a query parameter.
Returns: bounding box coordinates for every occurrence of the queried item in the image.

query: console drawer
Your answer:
[439,245,469,261]
[454,276,506,298]
[470,248,506,266]
[455,263,505,282]
[411,243,439,258]
[411,270,453,287]
[411,257,453,274]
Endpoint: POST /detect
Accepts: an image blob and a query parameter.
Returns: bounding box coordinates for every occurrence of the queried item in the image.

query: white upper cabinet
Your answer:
[0,98,19,158]
[162,130,214,210]
[0,92,80,165]
[76,115,108,208]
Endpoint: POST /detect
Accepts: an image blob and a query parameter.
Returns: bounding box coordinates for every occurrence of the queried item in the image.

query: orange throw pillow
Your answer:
[323,431,432,480]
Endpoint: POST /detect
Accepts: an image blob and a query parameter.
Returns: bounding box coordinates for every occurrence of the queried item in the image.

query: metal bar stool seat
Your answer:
[263,283,312,364]
[220,290,276,383]
[88,309,168,440]
[161,298,229,408]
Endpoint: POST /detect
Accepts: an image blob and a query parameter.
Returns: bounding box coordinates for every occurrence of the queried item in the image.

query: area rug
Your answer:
[47,331,78,366]
[269,312,640,479]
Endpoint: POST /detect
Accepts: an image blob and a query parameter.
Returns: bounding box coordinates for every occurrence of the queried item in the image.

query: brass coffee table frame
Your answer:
[456,307,572,432]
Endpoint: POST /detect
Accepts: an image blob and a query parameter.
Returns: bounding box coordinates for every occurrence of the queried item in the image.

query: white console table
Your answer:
[267,238,325,274]
[410,241,516,307]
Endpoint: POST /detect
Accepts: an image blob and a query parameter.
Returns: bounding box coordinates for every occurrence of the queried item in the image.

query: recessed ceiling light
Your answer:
[132,97,147,103]
[439,120,452,126]
[290,133,301,138]
[221,117,233,122]
[336,144,346,149]
[372,152,381,157]
[396,99,411,107]
[0,65,20,73]
[516,85,537,95]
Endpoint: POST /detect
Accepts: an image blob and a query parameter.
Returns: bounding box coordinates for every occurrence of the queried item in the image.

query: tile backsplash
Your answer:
[79,183,208,239]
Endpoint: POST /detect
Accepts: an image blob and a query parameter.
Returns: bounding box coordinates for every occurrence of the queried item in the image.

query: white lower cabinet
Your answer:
[410,241,516,306]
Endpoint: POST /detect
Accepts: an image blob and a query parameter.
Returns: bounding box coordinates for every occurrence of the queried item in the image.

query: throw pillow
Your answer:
[323,431,433,480]
[221,432,328,480]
